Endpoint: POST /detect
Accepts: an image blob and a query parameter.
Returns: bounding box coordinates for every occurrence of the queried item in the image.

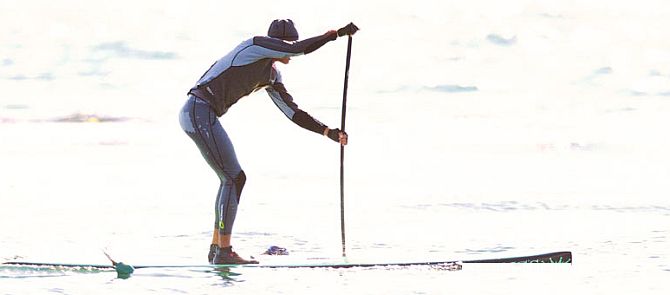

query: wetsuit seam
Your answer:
[207,109,231,180]
[192,98,221,172]
[229,44,254,68]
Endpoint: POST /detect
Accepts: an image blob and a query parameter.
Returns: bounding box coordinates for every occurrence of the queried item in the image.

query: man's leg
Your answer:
[180,96,253,263]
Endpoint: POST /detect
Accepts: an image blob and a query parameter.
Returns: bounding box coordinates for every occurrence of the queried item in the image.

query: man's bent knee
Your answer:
[235,170,246,201]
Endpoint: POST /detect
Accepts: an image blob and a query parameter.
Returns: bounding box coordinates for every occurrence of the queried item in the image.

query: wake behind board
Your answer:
[2,251,571,272]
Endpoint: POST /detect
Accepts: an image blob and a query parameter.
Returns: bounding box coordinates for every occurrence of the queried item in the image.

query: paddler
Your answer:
[179,19,358,264]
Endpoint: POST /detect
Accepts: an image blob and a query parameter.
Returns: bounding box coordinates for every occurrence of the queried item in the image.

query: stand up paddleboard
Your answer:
[2,251,572,277]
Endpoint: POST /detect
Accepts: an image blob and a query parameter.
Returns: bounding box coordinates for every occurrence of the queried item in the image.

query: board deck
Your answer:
[2,251,571,271]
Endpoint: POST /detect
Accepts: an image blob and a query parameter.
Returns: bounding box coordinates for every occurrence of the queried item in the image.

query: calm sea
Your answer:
[1,0,668,294]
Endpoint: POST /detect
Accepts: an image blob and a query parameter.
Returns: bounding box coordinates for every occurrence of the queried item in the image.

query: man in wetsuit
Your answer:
[179,19,359,264]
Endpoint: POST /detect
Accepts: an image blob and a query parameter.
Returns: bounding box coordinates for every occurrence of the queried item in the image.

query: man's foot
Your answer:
[208,244,219,264]
[212,246,259,265]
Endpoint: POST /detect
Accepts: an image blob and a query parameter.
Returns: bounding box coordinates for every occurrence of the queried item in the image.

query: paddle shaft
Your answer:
[340,35,353,257]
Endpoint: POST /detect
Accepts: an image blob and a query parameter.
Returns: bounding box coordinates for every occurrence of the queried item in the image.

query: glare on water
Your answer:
[1,0,669,294]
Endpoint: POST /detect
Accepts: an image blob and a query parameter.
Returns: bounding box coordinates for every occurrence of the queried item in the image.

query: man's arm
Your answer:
[266,81,328,135]
[266,82,348,144]
[252,31,338,57]
[235,22,358,65]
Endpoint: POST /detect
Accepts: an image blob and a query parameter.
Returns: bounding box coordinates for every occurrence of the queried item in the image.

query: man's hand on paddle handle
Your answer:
[325,128,348,145]
[337,23,359,37]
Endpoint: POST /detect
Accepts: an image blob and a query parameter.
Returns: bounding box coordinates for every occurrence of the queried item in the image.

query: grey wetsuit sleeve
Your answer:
[266,82,327,135]
[252,31,338,56]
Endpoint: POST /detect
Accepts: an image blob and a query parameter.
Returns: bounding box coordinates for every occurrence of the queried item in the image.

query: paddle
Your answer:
[339,35,353,257]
